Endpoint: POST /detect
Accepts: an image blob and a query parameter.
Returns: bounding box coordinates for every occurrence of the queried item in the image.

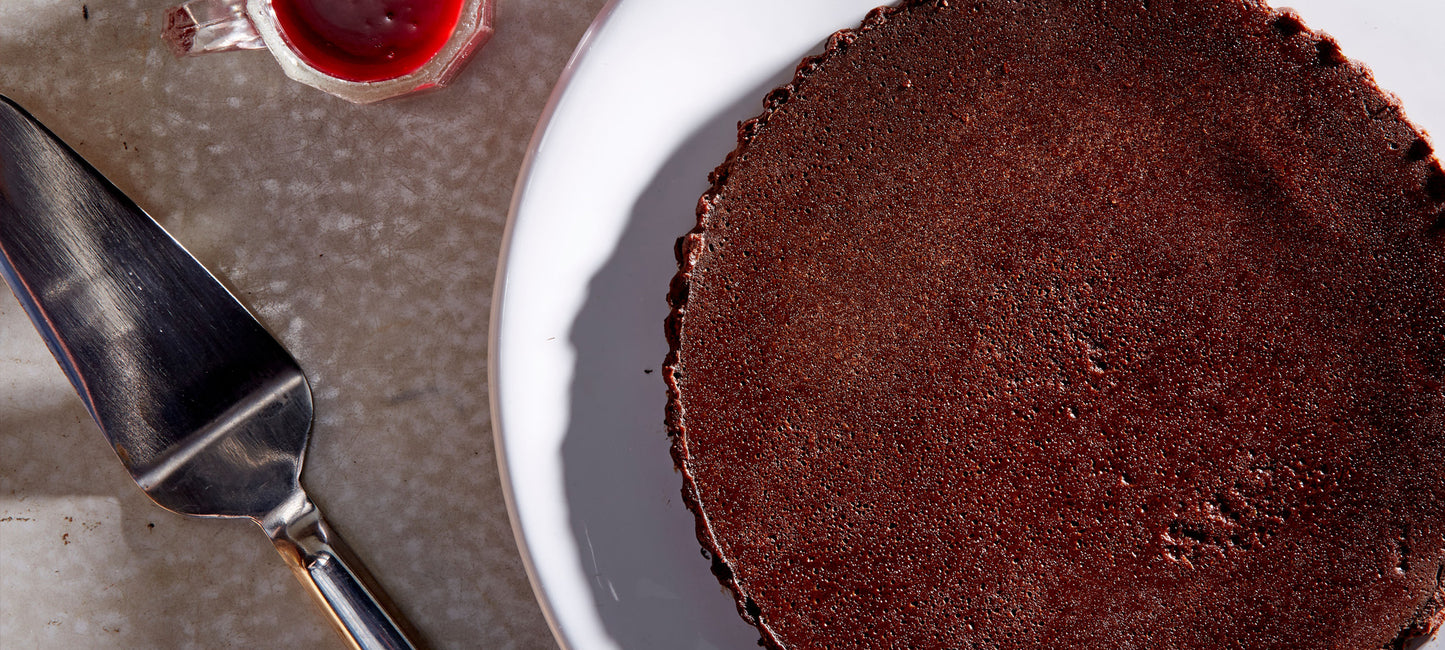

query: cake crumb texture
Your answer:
[666,1,1445,648]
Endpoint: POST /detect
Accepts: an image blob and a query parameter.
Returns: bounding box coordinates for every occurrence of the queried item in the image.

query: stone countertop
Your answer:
[4,2,1445,649]
[0,0,604,647]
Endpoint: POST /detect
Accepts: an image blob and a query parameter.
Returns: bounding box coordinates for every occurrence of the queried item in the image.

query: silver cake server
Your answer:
[0,96,419,650]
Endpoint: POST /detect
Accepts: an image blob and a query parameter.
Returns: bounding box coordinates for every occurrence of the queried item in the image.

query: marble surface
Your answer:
[5,2,1445,649]
[0,0,605,647]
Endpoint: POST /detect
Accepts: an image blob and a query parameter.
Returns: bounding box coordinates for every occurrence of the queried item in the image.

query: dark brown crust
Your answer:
[664,2,1445,648]
[663,5,915,646]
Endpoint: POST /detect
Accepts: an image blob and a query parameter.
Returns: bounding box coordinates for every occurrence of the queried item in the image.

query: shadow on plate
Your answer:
[558,64,803,648]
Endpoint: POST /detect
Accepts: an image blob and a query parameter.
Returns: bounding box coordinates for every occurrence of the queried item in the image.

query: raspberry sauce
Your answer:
[272,0,465,83]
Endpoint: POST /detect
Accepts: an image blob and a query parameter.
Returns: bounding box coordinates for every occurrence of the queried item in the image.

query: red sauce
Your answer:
[272,0,465,83]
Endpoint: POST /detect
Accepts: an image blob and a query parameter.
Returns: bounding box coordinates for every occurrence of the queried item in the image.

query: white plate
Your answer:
[492,1,1445,648]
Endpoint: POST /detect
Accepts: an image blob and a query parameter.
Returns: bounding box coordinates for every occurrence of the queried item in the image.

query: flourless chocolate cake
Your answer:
[664,1,1445,648]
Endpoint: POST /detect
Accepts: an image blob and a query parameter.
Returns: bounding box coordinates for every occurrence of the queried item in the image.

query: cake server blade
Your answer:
[0,96,419,650]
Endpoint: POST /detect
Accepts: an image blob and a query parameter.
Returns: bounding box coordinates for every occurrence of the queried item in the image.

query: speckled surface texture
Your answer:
[0,0,603,646]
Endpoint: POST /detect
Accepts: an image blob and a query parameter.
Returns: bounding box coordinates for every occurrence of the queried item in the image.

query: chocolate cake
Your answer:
[664,1,1445,648]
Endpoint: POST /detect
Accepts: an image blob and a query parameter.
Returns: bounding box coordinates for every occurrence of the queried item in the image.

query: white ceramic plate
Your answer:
[492,2,1445,648]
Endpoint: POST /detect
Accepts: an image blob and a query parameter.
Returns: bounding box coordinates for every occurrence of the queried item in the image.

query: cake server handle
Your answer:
[262,494,421,650]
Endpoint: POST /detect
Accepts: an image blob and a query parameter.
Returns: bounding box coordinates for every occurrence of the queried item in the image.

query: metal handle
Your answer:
[262,494,422,650]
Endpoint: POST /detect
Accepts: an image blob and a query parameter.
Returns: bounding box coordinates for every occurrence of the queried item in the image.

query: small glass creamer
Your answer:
[164,0,495,103]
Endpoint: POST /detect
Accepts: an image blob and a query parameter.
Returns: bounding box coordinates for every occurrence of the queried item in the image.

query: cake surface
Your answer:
[664,1,1445,648]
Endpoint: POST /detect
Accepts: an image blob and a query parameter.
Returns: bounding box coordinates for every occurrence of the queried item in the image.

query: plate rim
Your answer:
[488,2,623,648]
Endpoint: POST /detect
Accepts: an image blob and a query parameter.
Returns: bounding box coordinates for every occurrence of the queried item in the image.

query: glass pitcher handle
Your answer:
[163,0,266,57]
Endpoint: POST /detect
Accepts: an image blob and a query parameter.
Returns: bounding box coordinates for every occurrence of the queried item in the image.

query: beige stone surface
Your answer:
[0,0,605,647]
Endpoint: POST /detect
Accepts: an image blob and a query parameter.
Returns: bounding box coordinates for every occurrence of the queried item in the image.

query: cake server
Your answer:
[0,96,419,650]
